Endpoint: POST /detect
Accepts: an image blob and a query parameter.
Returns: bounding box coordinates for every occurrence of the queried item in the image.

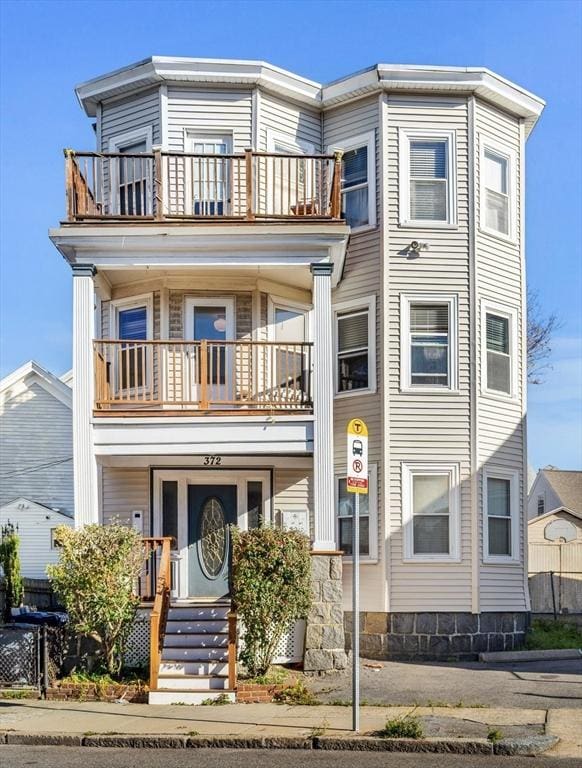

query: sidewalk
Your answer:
[0,700,580,756]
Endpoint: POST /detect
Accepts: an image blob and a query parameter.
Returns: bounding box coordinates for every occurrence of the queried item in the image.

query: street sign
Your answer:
[347,418,368,494]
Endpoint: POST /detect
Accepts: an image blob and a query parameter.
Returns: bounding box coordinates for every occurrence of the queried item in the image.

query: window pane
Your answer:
[484,150,507,194]
[486,314,509,354]
[339,517,370,556]
[342,147,368,188]
[162,481,178,549]
[488,478,511,517]
[247,481,263,529]
[338,352,368,391]
[193,307,227,341]
[413,474,450,516]
[410,141,446,179]
[485,189,509,234]
[343,187,369,228]
[413,515,449,554]
[411,338,448,385]
[411,179,447,221]
[487,350,511,393]
[338,311,368,352]
[119,307,147,339]
[489,517,511,556]
[411,305,449,333]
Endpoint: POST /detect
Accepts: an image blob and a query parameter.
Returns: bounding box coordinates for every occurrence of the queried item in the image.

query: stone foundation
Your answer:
[344,612,530,661]
[303,553,348,673]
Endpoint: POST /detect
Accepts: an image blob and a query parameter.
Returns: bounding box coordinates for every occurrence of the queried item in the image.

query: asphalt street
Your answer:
[1,748,581,768]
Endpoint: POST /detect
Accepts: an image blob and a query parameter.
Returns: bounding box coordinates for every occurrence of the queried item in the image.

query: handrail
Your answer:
[146,536,172,691]
[64,148,344,222]
[227,611,237,691]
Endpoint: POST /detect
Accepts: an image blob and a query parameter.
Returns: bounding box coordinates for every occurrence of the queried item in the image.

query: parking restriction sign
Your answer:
[347,418,368,494]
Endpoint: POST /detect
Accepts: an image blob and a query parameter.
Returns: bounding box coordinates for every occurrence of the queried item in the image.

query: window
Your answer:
[480,139,516,240]
[402,463,460,561]
[401,295,458,391]
[247,481,263,529]
[336,464,378,560]
[329,131,376,230]
[334,297,376,396]
[482,302,517,398]
[484,468,519,561]
[537,495,545,516]
[50,528,62,549]
[110,294,153,392]
[162,481,178,550]
[399,129,456,226]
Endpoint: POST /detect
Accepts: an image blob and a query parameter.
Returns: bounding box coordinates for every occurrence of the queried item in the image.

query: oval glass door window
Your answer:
[198,496,228,578]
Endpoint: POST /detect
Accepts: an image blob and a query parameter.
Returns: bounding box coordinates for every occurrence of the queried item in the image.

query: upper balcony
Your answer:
[64,148,342,225]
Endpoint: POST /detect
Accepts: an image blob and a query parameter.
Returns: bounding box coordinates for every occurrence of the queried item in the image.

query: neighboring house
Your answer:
[528,507,582,615]
[49,57,544,701]
[0,498,73,580]
[0,361,74,579]
[528,468,582,519]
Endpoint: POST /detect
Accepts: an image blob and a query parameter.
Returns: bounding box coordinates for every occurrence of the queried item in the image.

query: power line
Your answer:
[0,456,73,479]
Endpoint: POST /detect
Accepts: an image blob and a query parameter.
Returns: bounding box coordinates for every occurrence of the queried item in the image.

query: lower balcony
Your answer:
[93,339,313,415]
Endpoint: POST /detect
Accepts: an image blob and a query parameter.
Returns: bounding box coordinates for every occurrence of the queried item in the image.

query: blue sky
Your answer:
[0,0,580,471]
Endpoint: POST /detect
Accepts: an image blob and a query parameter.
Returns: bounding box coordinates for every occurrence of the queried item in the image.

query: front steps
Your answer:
[149,602,235,705]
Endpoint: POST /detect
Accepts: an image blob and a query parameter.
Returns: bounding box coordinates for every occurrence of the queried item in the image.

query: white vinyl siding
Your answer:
[100,89,160,152]
[399,128,457,226]
[483,467,519,563]
[101,467,150,535]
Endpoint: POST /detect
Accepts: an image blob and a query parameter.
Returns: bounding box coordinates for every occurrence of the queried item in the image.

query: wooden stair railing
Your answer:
[143,536,173,690]
[227,610,237,691]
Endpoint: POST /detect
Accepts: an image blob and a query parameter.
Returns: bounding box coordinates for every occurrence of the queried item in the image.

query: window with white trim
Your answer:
[329,132,376,230]
[399,129,456,225]
[109,127,153,216]
[402,463,460,561]
[480,139,516,240]
[484,468,519,561]
[336,464,378,560]
[334,297,376,395]
[482,302,517,398]
[401,295,457,391]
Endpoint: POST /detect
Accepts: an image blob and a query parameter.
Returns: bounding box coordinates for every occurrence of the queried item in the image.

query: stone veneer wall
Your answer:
[344,612,529,661]
[303,554,348,673]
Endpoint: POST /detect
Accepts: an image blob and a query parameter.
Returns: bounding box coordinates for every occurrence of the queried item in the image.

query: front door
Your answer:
[187,484,237,598]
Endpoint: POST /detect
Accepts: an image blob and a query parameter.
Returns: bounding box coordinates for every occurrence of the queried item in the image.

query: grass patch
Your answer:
[241,665,291,686]
[200,693,231,706]
[0,690,31,700]
[273,680,320,706]
[487,728,503,743]
[524,620,582,650]
[378,714,424,740]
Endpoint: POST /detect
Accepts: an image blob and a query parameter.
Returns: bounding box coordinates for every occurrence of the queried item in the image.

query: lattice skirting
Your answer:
[124,609,150,668]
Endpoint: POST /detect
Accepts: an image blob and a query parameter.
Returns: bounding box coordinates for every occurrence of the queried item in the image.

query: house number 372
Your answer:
[203,455,222,466]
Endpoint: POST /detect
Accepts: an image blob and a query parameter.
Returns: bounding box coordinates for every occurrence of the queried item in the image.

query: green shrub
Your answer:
[232,526,311,678]
[379,715,424,739]
[525,619,582,650]
[273,680,320,705]
[487,728,503,743]
[47,524,145,676]
[0,522,24,622]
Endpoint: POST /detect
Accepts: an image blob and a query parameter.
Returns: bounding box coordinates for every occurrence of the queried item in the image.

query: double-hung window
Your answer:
[482,302,517,398]
[336,464,378,560]
[484,468,519,562]
[402,463,460,561]
[399,129,456,226]
[330,131,375,230]
[480,139,516,240]
[401,295,457,391]
[334,297,376,395]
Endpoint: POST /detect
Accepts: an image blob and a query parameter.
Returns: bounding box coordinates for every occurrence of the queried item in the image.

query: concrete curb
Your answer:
[480,648,581,663]
[0,732,559,755]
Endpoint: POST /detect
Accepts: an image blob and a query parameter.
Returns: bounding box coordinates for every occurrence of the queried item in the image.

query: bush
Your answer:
[47,524,145,676]
[379,715,424,739]
[525,619,582,650]
[231,526,311,678]
[0,522,24,622]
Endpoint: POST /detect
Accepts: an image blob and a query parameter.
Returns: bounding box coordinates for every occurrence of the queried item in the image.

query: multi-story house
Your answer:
[49,57,544,703]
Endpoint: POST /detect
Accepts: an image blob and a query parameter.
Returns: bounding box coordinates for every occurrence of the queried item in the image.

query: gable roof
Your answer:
[0,361,72,409]
[542,470,582,515]
[0,497,73,520]
[528,506,582,525]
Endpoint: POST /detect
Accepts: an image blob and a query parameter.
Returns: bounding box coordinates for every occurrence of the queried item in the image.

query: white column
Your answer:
[72,264,98,527]
[311,262,336,551]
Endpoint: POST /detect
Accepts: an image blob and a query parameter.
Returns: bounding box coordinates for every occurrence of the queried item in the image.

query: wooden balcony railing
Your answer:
[64,148,343,222]
[140,537,173,690]
[94,339,313,413]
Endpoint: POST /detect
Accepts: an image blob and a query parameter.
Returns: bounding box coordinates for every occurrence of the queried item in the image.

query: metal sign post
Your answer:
[346,418,368,733]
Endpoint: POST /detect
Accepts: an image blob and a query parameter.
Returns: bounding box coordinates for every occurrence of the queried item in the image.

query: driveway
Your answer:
[308,657,582,709]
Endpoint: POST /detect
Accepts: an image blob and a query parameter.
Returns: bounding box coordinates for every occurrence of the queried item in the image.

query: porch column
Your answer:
[72,264,98,527]
[310,262,335,551]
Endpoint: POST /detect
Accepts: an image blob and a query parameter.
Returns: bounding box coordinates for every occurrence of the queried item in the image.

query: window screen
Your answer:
[337,310,369,391]
[486,312,511,394]
[410,140,447,221]
[484,149,509,235]
[412,474,450,555]
[410,304,449,386]
[487,477,512,556]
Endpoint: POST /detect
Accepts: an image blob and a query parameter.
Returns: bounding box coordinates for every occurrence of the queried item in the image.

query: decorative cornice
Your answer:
[71,264,96,277]
[310,262,334,277]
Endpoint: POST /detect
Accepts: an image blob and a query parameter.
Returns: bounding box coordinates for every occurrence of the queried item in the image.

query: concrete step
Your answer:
[159,660,228,676]
[162,646,227,662]
[168,606,230,622]
[149,689,235,705]
[163,633,228,648]
[157,675,229,691]
[166,620,228,634]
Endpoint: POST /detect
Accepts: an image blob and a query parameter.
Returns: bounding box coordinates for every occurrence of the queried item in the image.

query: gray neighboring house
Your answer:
[0,361,74,577]
[527,468,582,520]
